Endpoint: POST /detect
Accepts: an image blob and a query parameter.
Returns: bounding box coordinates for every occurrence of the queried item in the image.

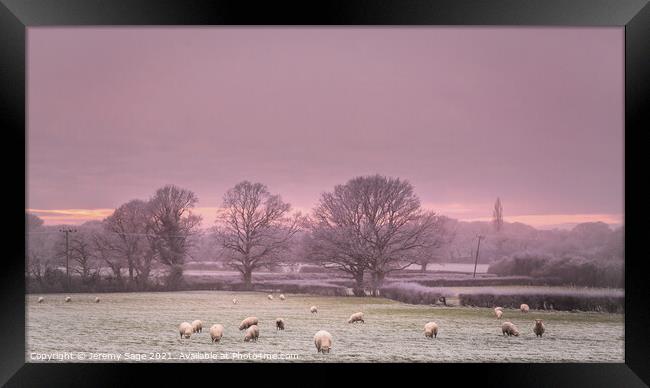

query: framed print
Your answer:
[1,0,648,386]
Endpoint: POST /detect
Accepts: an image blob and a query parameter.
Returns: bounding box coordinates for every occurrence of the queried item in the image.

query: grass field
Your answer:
[26,291,624,363]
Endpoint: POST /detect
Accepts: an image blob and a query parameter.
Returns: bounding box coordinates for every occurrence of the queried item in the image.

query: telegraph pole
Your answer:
[59,228,77,290]
[473,234,484,278]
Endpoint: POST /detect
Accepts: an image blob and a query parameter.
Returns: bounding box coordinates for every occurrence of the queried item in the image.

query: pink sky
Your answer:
[26,27,624,229]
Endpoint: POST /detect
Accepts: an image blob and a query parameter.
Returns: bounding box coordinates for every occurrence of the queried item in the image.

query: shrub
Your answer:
[252,279,349,296]
[488,253,551,276]
[459,288,624,313]
[488,254,623,288]
[415,276,562,287]
[379,282,453,305]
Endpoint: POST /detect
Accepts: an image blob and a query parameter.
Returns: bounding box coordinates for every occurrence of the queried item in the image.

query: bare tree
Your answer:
[90,231,123,283]
[146,185,202,289]
[492,197,505,258]
[416,216,456,272]
[492,197,504,232]
[303,219,370,296]
[104,199,150,286]
[307,175,440,295]
[67,227,101,287]
[214,181,300,289]
[26,213,54,287]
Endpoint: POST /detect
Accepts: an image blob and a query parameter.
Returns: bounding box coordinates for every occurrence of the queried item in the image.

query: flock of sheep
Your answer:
[175,293,339,353]
[173,295,547,354]
[38,294,546,354]
[496,305,545,338]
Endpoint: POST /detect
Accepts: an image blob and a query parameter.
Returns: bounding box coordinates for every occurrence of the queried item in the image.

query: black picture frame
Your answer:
[1,0,648,386]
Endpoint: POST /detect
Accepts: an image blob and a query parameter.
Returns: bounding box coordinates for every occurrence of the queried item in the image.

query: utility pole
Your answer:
[473,234,484,278]
[59,227,77,290]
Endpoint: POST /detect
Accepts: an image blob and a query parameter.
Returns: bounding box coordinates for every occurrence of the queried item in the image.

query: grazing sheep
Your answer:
[348,312,364,324]
[501,321,520,337]
[209,324,224,343]
[37,297,44,303]
[533,319,545,337]
[276,318,285,330]
[314,330,333,353]
[310,306,318,314]
[494,306,503,313]
[64,296,71,303]
[520,304,530,313]
[424,322,439,338]
[239,316,259,330]
[244,325,259,342]
[179,322,192,339]
[268,294,274,300]
[232,298,238,304]
[191,319,203,333]
[496,310,503,319]
[94,297,100,303]
[279,294,286,301]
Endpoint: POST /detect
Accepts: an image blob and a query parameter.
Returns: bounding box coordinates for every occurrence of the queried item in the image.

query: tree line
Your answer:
[27,175,450,294]
[26,174,623,294]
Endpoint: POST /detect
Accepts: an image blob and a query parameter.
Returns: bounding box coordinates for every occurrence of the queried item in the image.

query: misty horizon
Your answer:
[26,196,624,231]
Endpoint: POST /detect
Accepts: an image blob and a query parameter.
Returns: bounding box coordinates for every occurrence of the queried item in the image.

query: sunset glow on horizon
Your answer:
[27,206,623,231]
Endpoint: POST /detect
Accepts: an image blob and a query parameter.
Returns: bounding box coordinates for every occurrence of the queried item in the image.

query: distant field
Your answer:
[181,262,490,274]
[27,291,623,363]
[405,263,489,273]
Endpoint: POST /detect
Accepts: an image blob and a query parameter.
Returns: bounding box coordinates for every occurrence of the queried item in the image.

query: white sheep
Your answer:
[520,304,530,313]
[244,325,259,342]
[276,318,285,330]
[268,294,274,300]
[310,305,318,314]
[496,310,503,319]
[494,307,503,315]
[502,321,520,337]
[314,330,333,353]
[232,298,238,304]
[179,322,192,339]
[533,319,545,337]
[239,316,259,330]
[37,297,44,303]
[191,319,203,333]
[210,324,224,343]
[64,296,71,303]
[348,312,364,324]
[94,297,100,303]
[279,294,286,301]
[424,322,439,338]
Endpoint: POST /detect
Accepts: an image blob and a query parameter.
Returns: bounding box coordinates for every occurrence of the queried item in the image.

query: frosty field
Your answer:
[26,291,624,363]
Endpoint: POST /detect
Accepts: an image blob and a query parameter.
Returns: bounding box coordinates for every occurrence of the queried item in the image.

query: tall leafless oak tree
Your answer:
[307,175,442,295]
[214,181,300,289]
[146,185,201,289]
